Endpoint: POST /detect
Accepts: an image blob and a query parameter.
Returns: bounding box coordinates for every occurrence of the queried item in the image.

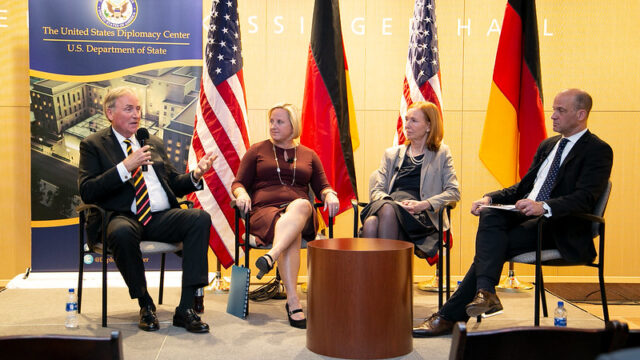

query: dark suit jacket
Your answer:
[78,126,198,245]
[486,130,613,263]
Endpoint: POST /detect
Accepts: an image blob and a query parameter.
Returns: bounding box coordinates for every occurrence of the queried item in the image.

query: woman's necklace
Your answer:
[408,146,424,166]
[273,143,297,186]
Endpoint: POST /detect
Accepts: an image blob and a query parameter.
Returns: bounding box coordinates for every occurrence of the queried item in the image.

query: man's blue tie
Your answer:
[536,138,569,201]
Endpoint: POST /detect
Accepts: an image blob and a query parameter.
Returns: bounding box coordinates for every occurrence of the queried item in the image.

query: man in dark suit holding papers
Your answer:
[79,87,216,333]
[413,88,613,337]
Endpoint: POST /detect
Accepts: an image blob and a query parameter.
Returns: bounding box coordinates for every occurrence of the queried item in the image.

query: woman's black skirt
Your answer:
[360,197,438,257]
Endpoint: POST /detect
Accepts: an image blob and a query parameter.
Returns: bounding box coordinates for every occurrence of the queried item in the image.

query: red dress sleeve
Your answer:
[308,147,332,200]
[231,142,259,193]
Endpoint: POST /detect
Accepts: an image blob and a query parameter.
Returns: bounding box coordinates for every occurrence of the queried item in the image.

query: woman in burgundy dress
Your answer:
[231,103,339,329]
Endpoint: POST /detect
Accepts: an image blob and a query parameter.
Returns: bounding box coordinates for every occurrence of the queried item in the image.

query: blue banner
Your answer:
[29,0,202,271]
[29,0,202,79]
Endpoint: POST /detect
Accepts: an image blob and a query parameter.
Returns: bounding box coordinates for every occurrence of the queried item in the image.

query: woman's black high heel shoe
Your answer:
[255,254,274,280]
[285,303,307,329]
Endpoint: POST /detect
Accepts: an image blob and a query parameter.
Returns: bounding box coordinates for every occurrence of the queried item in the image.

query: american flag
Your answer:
[395,0,444,145]
[187,0,250,268]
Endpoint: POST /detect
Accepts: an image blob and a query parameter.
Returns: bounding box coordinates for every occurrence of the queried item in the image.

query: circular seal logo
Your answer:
[83,254,95,265]
[96,0,138,29]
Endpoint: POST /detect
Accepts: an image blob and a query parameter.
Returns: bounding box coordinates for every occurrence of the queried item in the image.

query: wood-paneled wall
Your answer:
[1,1,31,286]
[2,0,638,284]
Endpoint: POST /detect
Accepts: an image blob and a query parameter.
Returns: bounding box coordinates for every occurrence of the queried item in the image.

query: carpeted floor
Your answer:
[0,277,609,360]
[545,283,640,305]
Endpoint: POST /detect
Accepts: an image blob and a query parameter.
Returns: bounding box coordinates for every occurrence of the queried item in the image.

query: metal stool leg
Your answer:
[539,271,548,318]
[599,265,609,322]
[102,252,107,327]
[159,253,166,304]
[78,218,85,314]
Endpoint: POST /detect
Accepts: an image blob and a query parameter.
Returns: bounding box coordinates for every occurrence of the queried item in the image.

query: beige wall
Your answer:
[2,0,638,285]
[0,0,30,285]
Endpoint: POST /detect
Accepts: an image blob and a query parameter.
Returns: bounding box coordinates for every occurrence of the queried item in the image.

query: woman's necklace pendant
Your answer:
[273,143,296,186]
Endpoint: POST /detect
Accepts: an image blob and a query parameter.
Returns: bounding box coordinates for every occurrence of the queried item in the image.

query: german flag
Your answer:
[301,0,359,212]
[479,0,547,187]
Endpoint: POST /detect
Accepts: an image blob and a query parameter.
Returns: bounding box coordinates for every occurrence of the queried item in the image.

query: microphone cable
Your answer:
[249,268,286,302]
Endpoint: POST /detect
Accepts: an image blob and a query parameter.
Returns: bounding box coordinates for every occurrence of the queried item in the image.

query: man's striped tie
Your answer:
[123,139,152,226]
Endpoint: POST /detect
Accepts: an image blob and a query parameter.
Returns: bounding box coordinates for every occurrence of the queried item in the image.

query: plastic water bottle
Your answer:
[65,288,78,328]
[554,300,567,327]
[194,287,204,313]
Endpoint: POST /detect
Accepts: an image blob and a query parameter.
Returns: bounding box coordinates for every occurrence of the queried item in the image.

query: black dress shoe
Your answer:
[285,303,307,329]
[465,289,503,317]
[138,305,159,331]
[173,307,210,333]
[412,313,454,337]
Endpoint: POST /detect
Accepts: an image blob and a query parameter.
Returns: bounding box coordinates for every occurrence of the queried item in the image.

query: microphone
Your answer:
[286,157,294,164]
[135,128,150,171]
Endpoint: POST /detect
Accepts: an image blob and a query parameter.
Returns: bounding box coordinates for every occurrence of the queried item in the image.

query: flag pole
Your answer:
[418,268,454,293]
[497,262,533,291]
[206,259,230,293]
[481,0,546,293]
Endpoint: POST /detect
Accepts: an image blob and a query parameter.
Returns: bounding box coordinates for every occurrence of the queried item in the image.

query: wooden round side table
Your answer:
[306,238,413,359]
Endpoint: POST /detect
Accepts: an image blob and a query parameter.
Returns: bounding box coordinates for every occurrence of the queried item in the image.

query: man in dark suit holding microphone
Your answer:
[79,86,216,333]
[413,88,613,336]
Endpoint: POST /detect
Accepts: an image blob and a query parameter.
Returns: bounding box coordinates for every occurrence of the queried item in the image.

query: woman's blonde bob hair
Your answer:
[268,103,301,141]
[405,101,443,152]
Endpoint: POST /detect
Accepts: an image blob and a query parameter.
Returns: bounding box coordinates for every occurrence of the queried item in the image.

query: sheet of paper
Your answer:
[479,204,518,211]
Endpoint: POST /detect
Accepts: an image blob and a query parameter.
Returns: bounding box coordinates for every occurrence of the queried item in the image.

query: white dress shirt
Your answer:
[112,128,171,214]
[527,128,588,216]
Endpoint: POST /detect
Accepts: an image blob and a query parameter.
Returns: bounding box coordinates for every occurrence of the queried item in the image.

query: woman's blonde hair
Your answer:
[268,103,301,140]
[405,101,443,151]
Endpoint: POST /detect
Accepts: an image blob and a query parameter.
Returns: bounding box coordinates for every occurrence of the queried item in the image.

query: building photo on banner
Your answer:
[0,0,640,359]
[28,0,203,272]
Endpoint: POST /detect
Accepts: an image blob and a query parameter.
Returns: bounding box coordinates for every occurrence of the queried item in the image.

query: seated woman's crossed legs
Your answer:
[362,203,400,239]
[270,198,313,259]
[256,198,313,327]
